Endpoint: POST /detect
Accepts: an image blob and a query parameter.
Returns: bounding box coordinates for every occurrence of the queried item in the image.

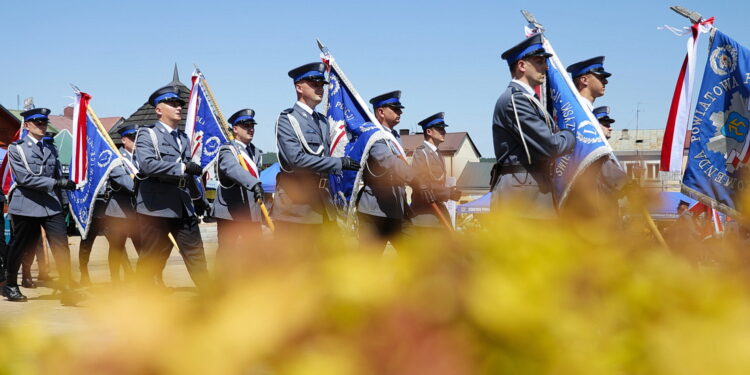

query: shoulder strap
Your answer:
[10,143,42,176]
[287,113,324,156]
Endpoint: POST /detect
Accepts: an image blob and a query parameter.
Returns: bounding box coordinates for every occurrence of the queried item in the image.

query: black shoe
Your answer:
[2,285,28,302]
[21,277,37,289]
[60,288,85,306]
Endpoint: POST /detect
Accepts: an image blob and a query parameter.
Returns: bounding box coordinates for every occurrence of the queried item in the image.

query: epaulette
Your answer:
[141,123,155,128]
[12,139,23,145]
[415,143,426,150]
[281,108,294,114]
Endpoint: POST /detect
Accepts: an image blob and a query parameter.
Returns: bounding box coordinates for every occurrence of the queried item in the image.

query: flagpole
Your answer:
[197,72,275,232]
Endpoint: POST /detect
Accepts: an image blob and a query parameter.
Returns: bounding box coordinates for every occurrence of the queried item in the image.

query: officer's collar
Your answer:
[233,138,249,149]
[295,101,315,115]
[511,79,536,96]
[423,140,438,152]
[25,134,43,145]
[158,121,178,134]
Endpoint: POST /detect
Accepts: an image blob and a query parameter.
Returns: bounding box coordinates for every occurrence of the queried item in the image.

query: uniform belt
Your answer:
[148,176,187,188]
[498,164,530,174]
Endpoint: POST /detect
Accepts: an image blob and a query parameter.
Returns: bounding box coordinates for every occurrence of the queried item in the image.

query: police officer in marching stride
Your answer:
[101,124,140,282]
[357,91,417,251]
[273,62,360,233]
[214,109,264,259]
[566,56,611,111]
[4,108,81,304]
[410,112,461,229]
[134,86,209,289]
[492,34,576,219]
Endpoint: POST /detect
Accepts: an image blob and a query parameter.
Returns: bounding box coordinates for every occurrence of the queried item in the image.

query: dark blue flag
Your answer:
[185,70,229,171]
[683,30,750,217]
[67,91,120,239]
[542,37,618,205]
[322,55,406,220]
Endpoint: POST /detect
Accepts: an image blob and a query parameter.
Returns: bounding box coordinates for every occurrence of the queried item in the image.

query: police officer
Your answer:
[356,91,417,251]
[593,106,614,140]
[134,86,209,289]
[409,112,461,229]
[566,56,611,111]
[213,109,264,260]
[4,108,81,304]
[81,124,139,284]
[492,34,576,218]
[273,62,359,234]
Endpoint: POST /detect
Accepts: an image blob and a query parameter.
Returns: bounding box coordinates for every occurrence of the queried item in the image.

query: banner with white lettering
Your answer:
[682,30,750,217]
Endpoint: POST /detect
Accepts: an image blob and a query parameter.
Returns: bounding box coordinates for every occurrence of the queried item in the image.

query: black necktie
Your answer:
[170,130,180,148]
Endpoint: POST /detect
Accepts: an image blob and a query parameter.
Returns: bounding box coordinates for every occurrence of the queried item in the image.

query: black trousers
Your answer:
[216,219,261,255]
[79,217,137,282]
[136,214,208,288]
[357,213,404,252]
[7,213,71,287]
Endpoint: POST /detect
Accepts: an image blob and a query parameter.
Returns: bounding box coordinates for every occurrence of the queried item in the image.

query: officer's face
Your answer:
[155,100,183,124]
[587,73,607,98]
[24,119,48,139]
[233,122,255,144]
[122,135,136,153]
[377,106,401,128]
[296,80,325,106]
[427,126,446,143]
[599,122,612,139]
[521,56,548,86]
[678,204,689,215]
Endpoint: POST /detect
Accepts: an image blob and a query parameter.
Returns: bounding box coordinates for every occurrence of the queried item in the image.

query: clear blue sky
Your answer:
[2,0,749,156]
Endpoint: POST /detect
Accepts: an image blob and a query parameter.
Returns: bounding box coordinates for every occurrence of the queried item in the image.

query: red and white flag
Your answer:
[660,18,714,172]
[70,91,92,184]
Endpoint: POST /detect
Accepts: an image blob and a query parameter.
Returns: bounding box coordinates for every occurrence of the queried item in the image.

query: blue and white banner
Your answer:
[541,37,619,205]
[682,30,750,217]
[67,90,120,239]
[321,53,405,221]
[185,70,229,172]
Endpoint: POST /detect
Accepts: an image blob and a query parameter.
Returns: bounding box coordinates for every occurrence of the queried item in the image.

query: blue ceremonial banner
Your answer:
[542,37,618,205]
[682,30,750,217]
[323,56,406,213]
[67,91,120,239]
[185,70,229,171]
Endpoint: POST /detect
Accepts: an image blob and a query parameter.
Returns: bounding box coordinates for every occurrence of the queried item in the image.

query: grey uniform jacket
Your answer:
[213,140,262,222]
[410,143,451,227]
[357,132,414,219]
[103,149,137,219]
[491,81,576,218]
[7,137,66,217]
[272,103,343,224]
[134,123,200,218]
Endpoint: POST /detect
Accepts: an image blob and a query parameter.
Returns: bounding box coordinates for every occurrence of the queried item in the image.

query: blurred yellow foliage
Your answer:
[1,191,750,375]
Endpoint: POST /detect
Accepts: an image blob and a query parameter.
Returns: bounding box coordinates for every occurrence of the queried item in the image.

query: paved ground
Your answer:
[0,224,218,334]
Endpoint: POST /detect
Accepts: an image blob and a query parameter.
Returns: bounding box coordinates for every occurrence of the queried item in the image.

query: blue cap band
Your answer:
[571,63,603,77]
[152,92,180,105]
[595,112,609,119]
[24,114,48,121]
[120,129,137,136]
[373,97,402,108]
[424,118,446,128]
[294,71,325,82]
[508,43,544,63]
[232,115,255,125]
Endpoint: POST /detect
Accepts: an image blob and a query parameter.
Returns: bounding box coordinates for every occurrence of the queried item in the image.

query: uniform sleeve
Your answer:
[8,144,55,191]
[218,146,260,190]
[505,93,576,159]
[410,147,429,188]
[135,129,184,178]
[368,140,414,185]
[109,162,135,193]
[599,158,628,196]
[276,113,342,173]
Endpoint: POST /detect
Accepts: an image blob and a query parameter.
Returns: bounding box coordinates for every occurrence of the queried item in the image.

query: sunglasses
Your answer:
[30,119,49,126]
[162,100,185,108]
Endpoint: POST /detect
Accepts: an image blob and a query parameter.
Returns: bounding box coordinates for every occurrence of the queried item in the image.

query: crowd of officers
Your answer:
[1,34,626,305]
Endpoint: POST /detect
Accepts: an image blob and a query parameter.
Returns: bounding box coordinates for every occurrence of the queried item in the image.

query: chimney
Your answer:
[63,106,74,119]
[620,129,630,140]
[399,129,410,136]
